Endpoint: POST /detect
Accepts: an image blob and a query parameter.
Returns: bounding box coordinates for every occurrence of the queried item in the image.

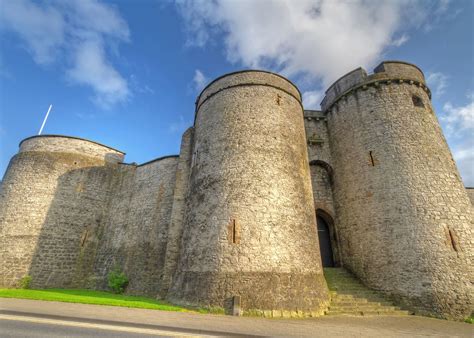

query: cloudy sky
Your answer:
[0,0,473,185]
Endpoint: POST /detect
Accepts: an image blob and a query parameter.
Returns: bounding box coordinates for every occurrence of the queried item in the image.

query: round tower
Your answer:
[168,71,329,315]
[0,135,124,288]
[322,61,473,319]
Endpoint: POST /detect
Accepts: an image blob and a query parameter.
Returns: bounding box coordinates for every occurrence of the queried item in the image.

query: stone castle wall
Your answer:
[0,136,124,288]
[304,110,335,216]
[322,61,473,319]
[466,188,474,205]
[0,61,472,319]
[168,71,329,314]
[304,110,340,265]
[160,128,194,298]
[92,156,179,296]
[0,136,179,297]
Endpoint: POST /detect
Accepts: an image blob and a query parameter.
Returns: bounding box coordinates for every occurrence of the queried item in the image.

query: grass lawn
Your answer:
[0,288,193,312]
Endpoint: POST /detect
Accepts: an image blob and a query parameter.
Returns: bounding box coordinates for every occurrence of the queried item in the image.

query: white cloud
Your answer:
[427,72,448,97]
[193,69,208,92]
[175,0,446,87]
[391,34,409,47]
[302,90,324,110]
[441,93,474,186]
[0,0,64,64]
[0,0,130,107]
[452,140,474,187]
[442,94,474,134]
[67,39,129,108]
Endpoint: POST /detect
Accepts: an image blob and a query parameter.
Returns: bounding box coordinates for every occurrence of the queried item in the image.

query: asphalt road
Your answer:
[0,315,219,337]
[1,298,472,337]
[1,318,159,338]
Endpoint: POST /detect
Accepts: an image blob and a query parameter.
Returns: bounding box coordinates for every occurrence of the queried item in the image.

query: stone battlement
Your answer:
[321,61,429,111]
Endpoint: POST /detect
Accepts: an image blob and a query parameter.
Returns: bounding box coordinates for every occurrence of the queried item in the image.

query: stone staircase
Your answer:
[324,268,411,316]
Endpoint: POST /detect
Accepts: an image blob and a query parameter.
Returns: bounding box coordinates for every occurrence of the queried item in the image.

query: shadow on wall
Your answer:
[27,164,117,289]
[26,157,178,297]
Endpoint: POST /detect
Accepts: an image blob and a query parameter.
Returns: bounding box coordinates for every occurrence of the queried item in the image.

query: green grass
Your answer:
[0,288,192,312]
[465,315,473,324]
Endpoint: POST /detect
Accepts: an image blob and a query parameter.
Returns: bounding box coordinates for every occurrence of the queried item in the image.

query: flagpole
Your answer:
[38,104,53,135]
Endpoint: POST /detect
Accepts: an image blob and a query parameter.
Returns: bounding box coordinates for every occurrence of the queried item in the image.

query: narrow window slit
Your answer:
[228,219,240,244]
[232,220,237,244]
[81,229,89,247]
[369,151,375,166]
[448,229,458,252]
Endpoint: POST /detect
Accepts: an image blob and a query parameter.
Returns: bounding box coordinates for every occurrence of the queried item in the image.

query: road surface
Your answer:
[0,298,472,337]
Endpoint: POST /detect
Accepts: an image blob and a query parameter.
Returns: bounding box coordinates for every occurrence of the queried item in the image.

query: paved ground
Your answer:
[1,318,178,338]
[0,298,472,337]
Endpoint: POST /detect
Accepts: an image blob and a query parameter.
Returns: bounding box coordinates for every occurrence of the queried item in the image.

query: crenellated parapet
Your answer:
[321,61,430,112]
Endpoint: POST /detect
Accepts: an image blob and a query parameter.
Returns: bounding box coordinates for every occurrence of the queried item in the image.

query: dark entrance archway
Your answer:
[317,215,334,267]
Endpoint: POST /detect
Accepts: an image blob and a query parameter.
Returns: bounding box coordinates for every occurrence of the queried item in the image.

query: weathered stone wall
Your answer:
[304,110,335,216]
[324,61,473,319]
[0,135,179,296]
[93,156,179,297]
[161,128,194,298]
[0,136,123,288]
[304,110,340,265]
[1,63,472,320]
[168,71,329,315]
[466,188,474,205]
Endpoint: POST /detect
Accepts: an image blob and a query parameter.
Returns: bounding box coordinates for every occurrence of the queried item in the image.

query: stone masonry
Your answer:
[0,61,472,320]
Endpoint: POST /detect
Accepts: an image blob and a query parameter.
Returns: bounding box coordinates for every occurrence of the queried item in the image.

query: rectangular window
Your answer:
[228,219,240,244]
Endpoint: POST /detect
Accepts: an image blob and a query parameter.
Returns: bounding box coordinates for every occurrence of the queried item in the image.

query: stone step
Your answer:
[331,299,369,305]
[331,300,394,307]
[331,291,385,300]
[324,268,408,317]
[328,305,396,312]
[329,286,371,291]
[326,279,366,284]
[332,289,386,296]
[325,310,410,316]
[334,297,388,304]
[328,283,366,287]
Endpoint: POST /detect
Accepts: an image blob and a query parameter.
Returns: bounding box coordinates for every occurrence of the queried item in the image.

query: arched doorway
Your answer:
[317,215,334,267]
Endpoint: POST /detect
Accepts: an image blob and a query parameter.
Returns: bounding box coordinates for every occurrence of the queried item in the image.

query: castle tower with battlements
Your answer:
[0,61,472,319]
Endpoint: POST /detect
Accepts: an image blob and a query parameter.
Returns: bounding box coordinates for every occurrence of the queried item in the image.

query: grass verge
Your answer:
[0,288,191,312]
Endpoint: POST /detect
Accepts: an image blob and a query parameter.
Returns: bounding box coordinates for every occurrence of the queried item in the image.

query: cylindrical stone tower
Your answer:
[322,61,473,319]
[0,135,124,288]
[168,71,329,315]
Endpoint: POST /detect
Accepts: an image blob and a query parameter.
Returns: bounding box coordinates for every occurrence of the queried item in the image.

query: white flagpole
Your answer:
[38,104,53,135]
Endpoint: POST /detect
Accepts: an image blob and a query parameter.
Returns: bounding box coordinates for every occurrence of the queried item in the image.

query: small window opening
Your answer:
[232,221,237,244]
[276,94,282,106]
[369,151,375,166]
[412,95,424,108]
[228,219,240,244]
[81,229,89,247]
[191,150,198,168]
[448,229,459,252]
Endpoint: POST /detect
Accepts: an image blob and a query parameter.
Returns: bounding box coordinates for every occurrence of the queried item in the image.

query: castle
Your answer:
[0,61,472,320]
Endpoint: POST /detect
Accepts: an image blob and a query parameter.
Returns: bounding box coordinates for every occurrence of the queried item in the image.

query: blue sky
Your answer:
[0,0,473,185]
